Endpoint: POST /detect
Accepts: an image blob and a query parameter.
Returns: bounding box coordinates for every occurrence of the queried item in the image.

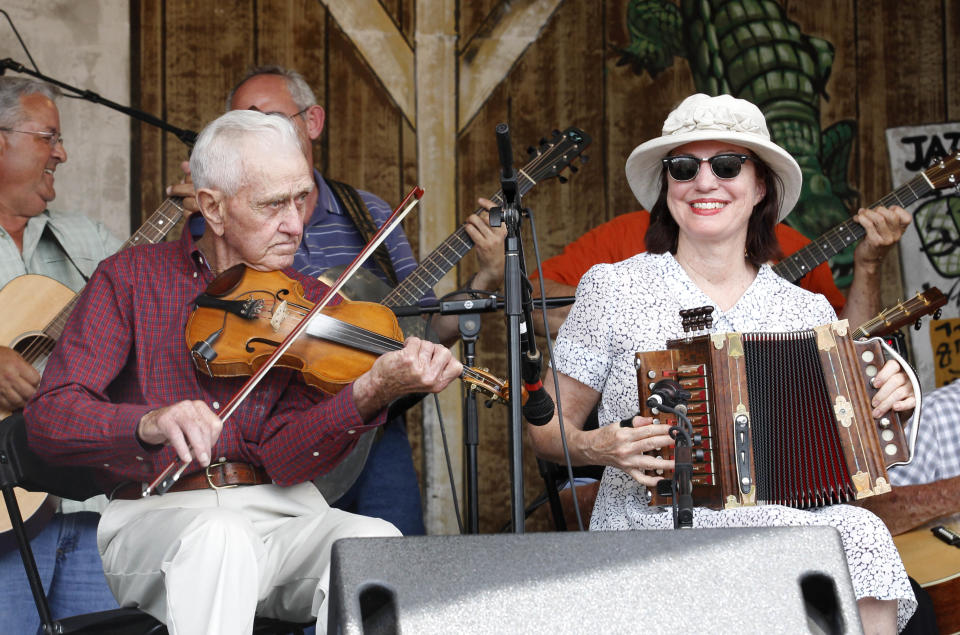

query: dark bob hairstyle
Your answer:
[644,156,785,268]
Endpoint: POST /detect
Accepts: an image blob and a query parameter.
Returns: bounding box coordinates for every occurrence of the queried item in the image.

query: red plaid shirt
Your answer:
[25,220,386,489]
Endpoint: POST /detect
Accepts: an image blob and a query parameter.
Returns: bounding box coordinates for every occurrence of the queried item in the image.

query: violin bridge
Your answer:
[270,300,288,332]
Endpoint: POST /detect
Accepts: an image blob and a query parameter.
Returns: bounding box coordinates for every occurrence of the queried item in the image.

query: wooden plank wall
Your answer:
[133,0,960,533]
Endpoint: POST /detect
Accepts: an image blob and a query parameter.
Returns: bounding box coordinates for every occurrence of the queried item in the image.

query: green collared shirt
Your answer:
[0,210,122,292]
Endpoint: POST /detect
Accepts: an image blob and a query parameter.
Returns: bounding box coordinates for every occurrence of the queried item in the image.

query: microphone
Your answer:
[521,375,555,427]
[519,280,554,427]
[496,122,518,206]
[645,379,691,412]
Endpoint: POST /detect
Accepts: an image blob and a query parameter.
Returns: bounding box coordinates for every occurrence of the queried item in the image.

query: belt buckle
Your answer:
[205,460,237,490]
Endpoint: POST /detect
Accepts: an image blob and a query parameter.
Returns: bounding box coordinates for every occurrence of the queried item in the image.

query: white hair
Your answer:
[190,110,304,196]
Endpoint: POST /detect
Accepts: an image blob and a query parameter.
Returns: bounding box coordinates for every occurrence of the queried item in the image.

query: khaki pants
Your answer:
[98,481,399,634]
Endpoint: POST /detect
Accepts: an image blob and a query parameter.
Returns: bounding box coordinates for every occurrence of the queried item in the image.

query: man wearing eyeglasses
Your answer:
[0,76,121,630]
[167,66,507,537]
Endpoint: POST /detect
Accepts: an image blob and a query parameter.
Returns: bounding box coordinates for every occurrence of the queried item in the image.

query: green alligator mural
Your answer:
[619,0,860,284]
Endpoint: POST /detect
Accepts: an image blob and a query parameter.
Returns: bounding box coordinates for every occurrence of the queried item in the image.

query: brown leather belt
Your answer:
[111,461,271,500]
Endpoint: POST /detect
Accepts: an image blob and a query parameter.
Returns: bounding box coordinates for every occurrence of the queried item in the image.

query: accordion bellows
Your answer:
[635,321,919,510]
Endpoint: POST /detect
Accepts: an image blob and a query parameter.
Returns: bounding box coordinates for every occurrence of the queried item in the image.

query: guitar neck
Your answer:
[380,177,533,308]
[43,198,186,340]
[772,173,934,283]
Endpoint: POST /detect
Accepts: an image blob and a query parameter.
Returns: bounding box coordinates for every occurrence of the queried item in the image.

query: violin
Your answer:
[184,264,516,402]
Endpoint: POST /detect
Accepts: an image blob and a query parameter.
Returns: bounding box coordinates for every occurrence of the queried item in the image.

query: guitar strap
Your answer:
[324,178,399,287]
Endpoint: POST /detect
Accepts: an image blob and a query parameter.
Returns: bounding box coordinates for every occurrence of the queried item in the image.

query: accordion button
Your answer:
[881,429,895,442]
[880,417,891,427]
[647,371,656,379]
[885,444,898,456]
[865,365,878,377]
[861,350,875,363]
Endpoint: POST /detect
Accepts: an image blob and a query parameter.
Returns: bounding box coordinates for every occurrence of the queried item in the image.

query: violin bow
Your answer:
[144,186,424,496]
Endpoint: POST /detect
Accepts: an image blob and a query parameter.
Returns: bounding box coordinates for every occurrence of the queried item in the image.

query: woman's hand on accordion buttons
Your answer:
[585,415,675,487]
[870,359,916,418]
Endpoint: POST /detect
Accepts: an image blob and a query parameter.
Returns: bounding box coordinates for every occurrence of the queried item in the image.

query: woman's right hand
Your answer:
[582,415,676,487]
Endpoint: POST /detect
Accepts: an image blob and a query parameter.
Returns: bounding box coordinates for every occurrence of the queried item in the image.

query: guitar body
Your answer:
[894,520,960,634]
[0,275,75,419]
[0,274,76,549]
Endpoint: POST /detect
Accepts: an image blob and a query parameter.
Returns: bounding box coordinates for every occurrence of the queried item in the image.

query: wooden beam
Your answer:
[415,0,461,535]
[458,0,565,131]
[321,0,415,123]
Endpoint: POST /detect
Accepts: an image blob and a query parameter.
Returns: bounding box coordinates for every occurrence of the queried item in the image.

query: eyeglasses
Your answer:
[662,153,755,181]
[0,127,64,149]
[262,106,310,121]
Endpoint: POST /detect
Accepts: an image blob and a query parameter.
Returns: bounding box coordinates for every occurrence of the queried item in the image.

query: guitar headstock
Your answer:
[925,151,960,192]
[523,127,591,185]
[855,287,948,339]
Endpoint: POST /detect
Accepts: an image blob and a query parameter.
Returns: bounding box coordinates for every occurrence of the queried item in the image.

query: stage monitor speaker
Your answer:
[328,526,861,634]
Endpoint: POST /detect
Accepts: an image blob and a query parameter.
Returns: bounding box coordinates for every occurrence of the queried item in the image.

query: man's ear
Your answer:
[197,189,226,237]
[303,105,325,141]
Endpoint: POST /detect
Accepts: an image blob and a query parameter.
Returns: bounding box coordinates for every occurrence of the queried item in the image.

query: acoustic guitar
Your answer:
[0,198,185,546]
[314,127,591,501]
[773,152,960,284]
[894,519,960,634]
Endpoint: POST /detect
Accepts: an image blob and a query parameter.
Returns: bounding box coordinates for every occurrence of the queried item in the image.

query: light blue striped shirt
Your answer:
[293,171,434,303]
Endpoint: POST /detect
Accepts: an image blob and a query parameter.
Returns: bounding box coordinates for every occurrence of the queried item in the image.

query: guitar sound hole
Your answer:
[12,334,55,373]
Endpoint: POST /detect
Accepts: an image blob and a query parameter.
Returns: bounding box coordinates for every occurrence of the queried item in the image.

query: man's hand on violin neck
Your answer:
[352,337,463,420]
[137,400,223,467]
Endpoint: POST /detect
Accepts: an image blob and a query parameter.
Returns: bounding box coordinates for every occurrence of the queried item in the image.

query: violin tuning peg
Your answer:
[484,398,496,409]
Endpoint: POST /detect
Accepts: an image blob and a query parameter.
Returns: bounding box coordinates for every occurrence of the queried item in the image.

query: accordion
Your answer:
[634,321,920,511]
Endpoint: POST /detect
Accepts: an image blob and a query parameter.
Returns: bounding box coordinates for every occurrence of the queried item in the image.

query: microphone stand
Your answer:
[392,295,574,534]
[458,311,482,534]
[0,57,198,147]
[494,122,530,534]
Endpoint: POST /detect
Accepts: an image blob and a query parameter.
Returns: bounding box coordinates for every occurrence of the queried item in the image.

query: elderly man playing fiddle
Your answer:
[25,109,461,633]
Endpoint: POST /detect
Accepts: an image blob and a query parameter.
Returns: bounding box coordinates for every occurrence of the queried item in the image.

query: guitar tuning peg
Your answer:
[934,309,943,320]
[527,145,537,156]
[915,320,922,330]
[539,137,548,146]
[557,175,568,184]
[568,165,578,173]
[552,129,561,137]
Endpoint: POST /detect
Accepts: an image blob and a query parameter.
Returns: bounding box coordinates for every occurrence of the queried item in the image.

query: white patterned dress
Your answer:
[553,252,916,628]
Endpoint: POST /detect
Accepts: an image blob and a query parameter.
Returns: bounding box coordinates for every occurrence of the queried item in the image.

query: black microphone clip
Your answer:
[645,379,691,414]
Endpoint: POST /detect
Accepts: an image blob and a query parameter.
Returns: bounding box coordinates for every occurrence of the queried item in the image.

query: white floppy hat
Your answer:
[625,94,802,222]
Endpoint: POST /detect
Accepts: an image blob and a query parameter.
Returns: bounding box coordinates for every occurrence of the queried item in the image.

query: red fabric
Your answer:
[537,210,846,313]
[25,220,386,490]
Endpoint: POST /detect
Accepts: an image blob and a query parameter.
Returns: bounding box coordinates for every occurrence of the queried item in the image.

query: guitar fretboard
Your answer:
[40,198,185,343]
[772,173,933,283]
[380,180,530,308]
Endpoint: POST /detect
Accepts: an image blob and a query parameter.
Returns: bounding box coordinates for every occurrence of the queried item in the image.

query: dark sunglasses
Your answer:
[662,153,755,181]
